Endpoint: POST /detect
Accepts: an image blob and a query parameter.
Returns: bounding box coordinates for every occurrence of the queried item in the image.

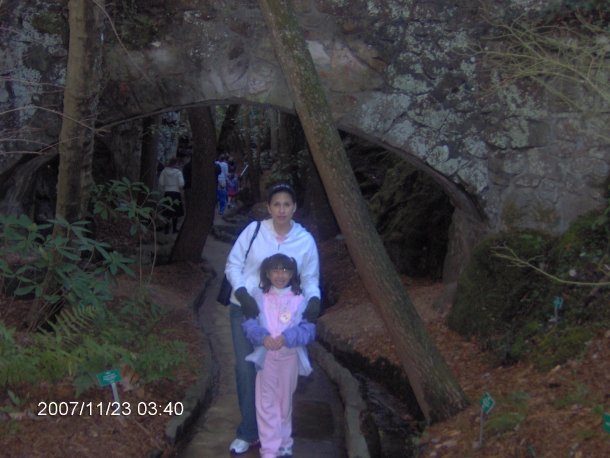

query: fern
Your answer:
[0,323,39,386]
[134,336,187,383]
[69,335,133,387]
[37,305,98,349]
[35,346,77,381]
[117,295,167,335]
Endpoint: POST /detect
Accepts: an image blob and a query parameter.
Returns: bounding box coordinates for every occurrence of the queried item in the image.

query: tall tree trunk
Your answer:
[28,0,105,330]
[217,104,241,154]
[171,106,217,262]
[248,107,264,203]
[55,0,105,222]
[141,115,161,191]
[257,0,468,422]
[268,108,279,159]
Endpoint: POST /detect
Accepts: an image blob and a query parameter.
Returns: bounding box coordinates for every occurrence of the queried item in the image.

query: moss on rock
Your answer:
[448,198,609,368]
[447,230,554,362]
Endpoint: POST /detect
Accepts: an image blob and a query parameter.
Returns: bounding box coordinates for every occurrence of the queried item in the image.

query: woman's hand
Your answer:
[234,287,258,319]
[303,297,321,323]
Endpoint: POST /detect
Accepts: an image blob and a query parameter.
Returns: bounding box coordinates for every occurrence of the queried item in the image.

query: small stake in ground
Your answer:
[479,392,495,447]
[549,296,564,324]
[96,368,123,415]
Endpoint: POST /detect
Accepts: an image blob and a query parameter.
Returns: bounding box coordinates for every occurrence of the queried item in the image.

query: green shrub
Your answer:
[545,209,610,325]
[91,178,174,280]
[0,214,134,320]
[0,179,191,395]
[551,382,592,409]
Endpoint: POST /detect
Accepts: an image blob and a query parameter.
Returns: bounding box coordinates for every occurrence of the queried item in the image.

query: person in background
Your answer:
[228,154,237,174]
[216,154,229,215]
[224,183,321,455]
[242,254,315,458]
[158,157,184,234]
[227,171,239,209]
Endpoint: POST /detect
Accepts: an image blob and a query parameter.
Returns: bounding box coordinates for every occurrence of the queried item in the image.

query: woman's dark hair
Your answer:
[266,182,296,204]
[259,253,302,294]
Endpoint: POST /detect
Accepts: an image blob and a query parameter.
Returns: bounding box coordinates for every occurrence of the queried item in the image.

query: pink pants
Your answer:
[256,347,299,458]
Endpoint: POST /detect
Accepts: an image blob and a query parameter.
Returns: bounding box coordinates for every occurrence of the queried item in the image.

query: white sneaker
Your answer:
[229,438,258,454]
[279,446,293,456]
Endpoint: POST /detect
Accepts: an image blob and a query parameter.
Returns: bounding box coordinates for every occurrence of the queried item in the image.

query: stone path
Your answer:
[178,219,348,458]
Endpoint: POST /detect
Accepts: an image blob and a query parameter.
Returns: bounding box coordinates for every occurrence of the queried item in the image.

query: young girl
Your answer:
[241,254,316,458]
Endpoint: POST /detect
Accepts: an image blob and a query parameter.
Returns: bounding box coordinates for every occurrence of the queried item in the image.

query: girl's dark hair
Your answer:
[266,182,296,204]
[259,253,302,294]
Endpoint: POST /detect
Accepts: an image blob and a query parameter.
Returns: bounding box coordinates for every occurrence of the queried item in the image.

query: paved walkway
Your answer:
[178,219,347,458]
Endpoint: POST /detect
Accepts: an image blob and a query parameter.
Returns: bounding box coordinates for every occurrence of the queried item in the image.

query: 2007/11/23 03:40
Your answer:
[37,401,184,416]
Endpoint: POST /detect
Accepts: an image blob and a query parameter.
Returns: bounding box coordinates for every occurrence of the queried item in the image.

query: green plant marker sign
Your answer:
[480,392,495,414]
[96,368,122,386]
[550,296,564,323]
[96,369,122,413]
[603,412,610,433]
[478,392,496,447]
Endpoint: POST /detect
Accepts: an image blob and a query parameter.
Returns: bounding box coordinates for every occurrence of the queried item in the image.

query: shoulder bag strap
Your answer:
[243,221,261,261]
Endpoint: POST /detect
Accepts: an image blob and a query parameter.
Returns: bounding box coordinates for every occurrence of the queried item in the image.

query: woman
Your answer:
[224,183,321,454]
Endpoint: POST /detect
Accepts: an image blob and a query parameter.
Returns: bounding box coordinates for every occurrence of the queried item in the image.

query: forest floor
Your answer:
[1,235,608,457]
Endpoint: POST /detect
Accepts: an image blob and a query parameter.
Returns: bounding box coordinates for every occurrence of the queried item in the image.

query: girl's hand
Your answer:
[274,335,285,349]
[263,335,284,350]
[263,335,276,350]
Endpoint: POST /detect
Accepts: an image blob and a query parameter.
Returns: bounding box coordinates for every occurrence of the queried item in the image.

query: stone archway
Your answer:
[93,0,607,238]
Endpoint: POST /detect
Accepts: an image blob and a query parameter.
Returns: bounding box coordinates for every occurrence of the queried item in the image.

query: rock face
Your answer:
[1,0,608,278]
[346,137,454,280]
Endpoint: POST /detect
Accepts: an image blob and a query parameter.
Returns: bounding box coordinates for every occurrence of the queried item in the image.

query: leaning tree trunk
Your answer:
[242,107,261,204]
[171,106,217,262]
[55,0,105,222]
[257,0,468,422]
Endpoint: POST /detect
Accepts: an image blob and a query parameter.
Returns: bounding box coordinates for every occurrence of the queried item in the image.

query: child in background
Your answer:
[226,171,239,209]
[241,254,316,458]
